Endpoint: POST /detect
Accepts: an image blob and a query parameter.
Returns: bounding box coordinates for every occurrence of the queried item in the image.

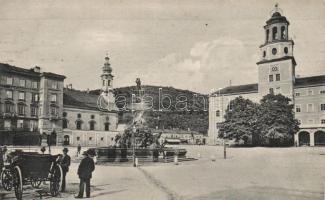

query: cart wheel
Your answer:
[31,179,42,188]
[50,164,62,197]
[1,169,13,191]
[13,166,23,200]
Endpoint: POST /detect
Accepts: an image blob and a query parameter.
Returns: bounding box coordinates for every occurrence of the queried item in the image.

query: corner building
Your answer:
[0,56,119,146]
[208,5,325,146]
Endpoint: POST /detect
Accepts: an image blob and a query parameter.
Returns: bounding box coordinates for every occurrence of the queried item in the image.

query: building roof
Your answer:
[0,63,65,80]
[295,75,325,88]
[211,83,258,96]
[63,89,101,111]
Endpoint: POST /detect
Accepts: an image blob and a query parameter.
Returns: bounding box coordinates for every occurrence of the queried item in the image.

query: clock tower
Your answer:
[257,4,296,99]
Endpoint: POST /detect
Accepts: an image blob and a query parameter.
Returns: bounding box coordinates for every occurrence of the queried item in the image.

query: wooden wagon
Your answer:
[1,153,62,200]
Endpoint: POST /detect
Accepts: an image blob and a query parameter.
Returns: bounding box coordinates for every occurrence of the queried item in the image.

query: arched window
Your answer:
[281,26,286,39]
[63,112,67,117]
[77,113,81,118]
[63,119,68,129]
[272,27,278,40]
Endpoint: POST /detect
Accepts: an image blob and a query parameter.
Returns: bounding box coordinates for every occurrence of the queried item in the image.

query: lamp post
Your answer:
[132,125,136,167]
[218,87,226,159]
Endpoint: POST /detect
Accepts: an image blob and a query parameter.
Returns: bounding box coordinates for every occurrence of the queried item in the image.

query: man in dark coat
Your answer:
[59,147,71,192]
[75,150,95,198]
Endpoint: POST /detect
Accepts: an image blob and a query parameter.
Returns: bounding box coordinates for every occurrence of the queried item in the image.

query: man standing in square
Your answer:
[75,150,95,198]
[60,147,71,192]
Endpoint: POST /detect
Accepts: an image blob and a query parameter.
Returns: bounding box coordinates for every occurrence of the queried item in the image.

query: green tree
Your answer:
[257,94,299,146]
[218,96,258,144]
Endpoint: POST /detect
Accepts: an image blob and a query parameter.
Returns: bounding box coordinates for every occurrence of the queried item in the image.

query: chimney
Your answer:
[86,88,89,93]
[32,66,41,73]
[69,84,73,90]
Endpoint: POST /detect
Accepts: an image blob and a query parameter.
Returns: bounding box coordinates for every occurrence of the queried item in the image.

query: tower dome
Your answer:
[103,56,112,73]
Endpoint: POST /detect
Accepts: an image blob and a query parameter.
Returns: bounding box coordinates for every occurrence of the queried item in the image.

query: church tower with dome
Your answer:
[257,4,296,99]
[100,55,117,111]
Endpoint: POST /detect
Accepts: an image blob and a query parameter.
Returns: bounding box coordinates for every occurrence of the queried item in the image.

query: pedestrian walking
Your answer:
[75,150,95,198]
[59,147,71,192]
[77,144,81,156]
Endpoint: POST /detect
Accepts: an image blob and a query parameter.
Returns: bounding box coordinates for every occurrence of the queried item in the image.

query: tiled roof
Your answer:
[0,63,65,79]
[295,75,325,88]
[211,83,258,96]
[0,63,40,77]
[63,89,100,111]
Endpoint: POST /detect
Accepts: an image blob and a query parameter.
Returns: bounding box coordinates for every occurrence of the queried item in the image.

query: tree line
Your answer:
[218,94,299,147]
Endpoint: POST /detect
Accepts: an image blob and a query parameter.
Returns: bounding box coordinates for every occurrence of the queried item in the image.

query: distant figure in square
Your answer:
[77,144,81,156]
[59,147,71,192]
[75,150,95,198]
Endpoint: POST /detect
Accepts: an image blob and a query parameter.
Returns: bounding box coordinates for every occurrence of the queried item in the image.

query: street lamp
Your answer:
[218,87,226,159]
[132,124,136,167]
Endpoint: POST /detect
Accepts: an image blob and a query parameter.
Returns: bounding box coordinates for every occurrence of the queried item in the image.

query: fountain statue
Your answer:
[92,78,187,164]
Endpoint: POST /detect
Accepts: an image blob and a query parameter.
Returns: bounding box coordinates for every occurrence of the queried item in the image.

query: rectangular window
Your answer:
[18,104,25,115]
[32,81,38,89]
[50,107,57,115]
[307,104,313,112]
[321,104,325,111]
[269,88,274,94]
[107,80,111,86]
[32,93,39,102]
[320,90,325,94]
[216,110,220,117]
[308,90,313,96]
[89,137,92,141]
[51,94,57,102]
[6,90,13,99]
[17,120,24,128]
[101,137,104,141]
[5,103,13,113]
[31,106,38,117]
[295,105,301,113]
[18,92,25,100]
[4,120,11,129]
[295,92,300,97]
[105,123,110,131]
[90,122,95,130]
[19,79,26,87]
[321,119,325,124]
[269,75,273,82]
[77,137,80,141]
[6,77,13,85]
[52,81,58,89]
[276,74,281,81]
[308,119,314,124]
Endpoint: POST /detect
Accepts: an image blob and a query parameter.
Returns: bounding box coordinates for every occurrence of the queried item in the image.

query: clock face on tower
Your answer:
[270,64,279,73]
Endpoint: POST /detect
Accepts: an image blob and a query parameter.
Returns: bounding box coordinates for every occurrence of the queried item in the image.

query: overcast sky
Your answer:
[0,0,324,93]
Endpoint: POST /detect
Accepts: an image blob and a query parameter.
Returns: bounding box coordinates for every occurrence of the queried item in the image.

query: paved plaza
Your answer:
[1,146,325,200]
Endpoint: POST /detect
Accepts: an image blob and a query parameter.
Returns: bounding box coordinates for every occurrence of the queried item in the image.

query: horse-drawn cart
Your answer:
[1,152,63,200]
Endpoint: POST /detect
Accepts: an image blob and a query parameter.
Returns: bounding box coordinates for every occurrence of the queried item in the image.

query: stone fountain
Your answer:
[92,78,187,164]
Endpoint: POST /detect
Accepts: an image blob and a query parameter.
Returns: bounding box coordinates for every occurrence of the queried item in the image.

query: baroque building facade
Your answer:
[0,64,65,145]
[0,56,119,146]
[208,5,325,146]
